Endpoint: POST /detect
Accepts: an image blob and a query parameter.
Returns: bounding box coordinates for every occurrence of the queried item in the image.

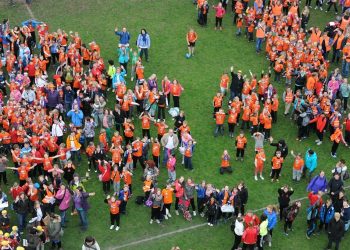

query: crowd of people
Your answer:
[0,0,350,249]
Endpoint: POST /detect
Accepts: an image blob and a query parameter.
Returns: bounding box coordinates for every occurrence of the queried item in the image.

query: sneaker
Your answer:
[150,219,153,224]
[255,175,258,181]
[208,222,211,226]
[164,215,168,220]
[110,225,114,230]
[94,170,97,173]
[156,220,160,224]
[115,226,120,231]
[88,169,91,172]
[317,141,322,145]
[320,7,323,10]
[209,223,214,226]
[315,139,320,143]
[268,241,272,247]
[276,179,279,182]
[167,213,172,218]
[193,211,197,216]
[175,210,179,216]
[240,158,243,162]
[271,179,274,182]
[331,153,337,158]
[285,232,288,236]
[306,233,310,239]
[260,175,264,180]
[315,6,318,9]
[200,212,205,217]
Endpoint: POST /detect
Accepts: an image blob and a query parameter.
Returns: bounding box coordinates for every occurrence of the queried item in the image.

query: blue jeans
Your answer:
[307,219,316,236]
[162,148,174,166]
[17,213,26,232]
[230,90,236,100]
[342,60,350,77]
[60,210,67,227]
[70,150,81,162]
[214,124,224,137]
[256,38,263,52]
[184,156,193,170]
[77,208,88,229]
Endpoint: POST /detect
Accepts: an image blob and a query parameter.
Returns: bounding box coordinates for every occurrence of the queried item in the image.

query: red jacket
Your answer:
[244,214,260,227]
[242,226,258,244]
[174,180,184,198]
[308,192,323,207]
[309,115,327,132]
[98,164,111,182]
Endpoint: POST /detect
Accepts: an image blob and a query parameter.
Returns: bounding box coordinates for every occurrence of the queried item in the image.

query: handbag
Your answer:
[145,196,153,207]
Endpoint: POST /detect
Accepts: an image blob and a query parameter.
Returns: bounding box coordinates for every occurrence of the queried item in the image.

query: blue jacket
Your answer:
[112,70,126,88]
[196,186,206,199]
[67,110,84,127]
[319,204,335,223]
[305,149,317,172]
[264,209,277,230]
[118,48,130,64]
[118,190,129,201]
[115,31,130,45]
[137,34,151,48]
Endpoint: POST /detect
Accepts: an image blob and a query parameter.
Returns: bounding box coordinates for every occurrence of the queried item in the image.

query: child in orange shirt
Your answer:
[214,108,226,137]
[86,141,96,171]
[254,148,266,181]
[236,14,243,36]
[271,151,284,182]
[213,93,223,118]
[235,131,247,161]
[291,150,304,182]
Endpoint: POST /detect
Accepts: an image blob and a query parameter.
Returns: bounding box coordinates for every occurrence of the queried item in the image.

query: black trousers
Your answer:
[331,142,339,155]
[305,0,311,6]
[0,172,7,185]
[120,62,128,74]
[236,148,245,158]
[110,213,120,226]
[102,181,111,193]
[327,2,338,12]
[157,106,166,120]
[197,197,205,213]
[232,233,242,250]
[242,243,255,250]
[142,129,151,139]
[140,48,149,61]
[173,96,180,108]
[284,220,293,233]
[316,130,324,141]
[133,155,145,169]
[151,207,161,220]
[215,17,223,27]
[228,123,236,133]
[189,198,196,211]
[271,168,281,179]
[327,238,340,250]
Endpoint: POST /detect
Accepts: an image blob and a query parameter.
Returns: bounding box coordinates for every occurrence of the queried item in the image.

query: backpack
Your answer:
[135,196,144,205]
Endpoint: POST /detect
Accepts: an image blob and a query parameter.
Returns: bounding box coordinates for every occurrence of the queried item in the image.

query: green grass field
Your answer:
[2,0,350,249]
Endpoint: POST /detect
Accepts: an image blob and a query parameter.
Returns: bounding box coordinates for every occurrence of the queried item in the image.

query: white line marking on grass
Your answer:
[109,185,350,249]
[23,0,35,19]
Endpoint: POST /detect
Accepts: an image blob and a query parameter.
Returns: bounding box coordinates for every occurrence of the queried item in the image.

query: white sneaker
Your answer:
[260,175,264,180]
[315,6,318,9]
[164,215,168,220]
[200,212,205,217]
[315,139,320,143]
[320,7,323,10]
[255,175,258,181]
[115,226,120,231]
[317,141,322,145]
[175,210,179,216]
[156,219,160,224]
[268,241,272,247]
[88,169,91,172]
[331,153,337,158]
[150,219,153,224]
[209,223,213,227]
[110,225,114,230]
[193,211,196,216]
[208,222,211,226]
[94,170,97,173]
[167,212,172,218]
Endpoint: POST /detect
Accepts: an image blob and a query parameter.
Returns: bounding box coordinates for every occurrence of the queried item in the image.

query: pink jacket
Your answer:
[55,188,72,211]
[174,180,184,198]
[214,6,226,18]
[328,80,340,96]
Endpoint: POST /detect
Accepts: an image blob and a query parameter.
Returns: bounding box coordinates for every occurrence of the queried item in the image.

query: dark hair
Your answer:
[108,60,114,65]
[308,149,314,155]
[84,236,96,244]
[141,28,147,34]
[260,213,268,222]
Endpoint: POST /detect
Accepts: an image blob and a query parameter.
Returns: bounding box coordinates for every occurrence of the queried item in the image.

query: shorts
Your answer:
[188,42,196,47]
[255,165,263,172]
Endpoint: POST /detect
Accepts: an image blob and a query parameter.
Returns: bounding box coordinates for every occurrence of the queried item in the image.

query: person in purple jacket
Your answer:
[73,187,95,231]
[55,184,72,227]
[307,170,328,194]
[45,84,60,112]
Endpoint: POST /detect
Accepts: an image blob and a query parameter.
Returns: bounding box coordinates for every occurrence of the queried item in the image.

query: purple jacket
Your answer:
[307,175,327,194]
[73,192,90,211]
[55,188,72,211]
[46,89,59,108]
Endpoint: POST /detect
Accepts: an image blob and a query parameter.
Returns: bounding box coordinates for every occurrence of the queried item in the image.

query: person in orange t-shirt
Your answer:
[214,109,226,137]
[151,138,161,167]
[271,151,284,182]
[139,111,152,139]
[228,107,238,138]
[235,131,247,161]
[254,148,266,181]
[220,150,232,174]
[86,141,96,171]
[162,183,174,219]
[271,94,279,123]
[291,151,304,182]
[186,28,198,57]
[263,110,272,140]
[213,93,223,118]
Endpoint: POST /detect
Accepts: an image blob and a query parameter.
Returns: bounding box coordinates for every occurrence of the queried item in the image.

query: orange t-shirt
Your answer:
[271,156,284,169]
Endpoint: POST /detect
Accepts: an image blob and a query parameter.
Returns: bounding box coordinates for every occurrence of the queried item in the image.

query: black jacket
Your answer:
[328,178,343,196]
[230,71,244,93]
[278,189,294,207]
[13,199,30,214]
[270,140,288,158]
[238,187,248,205]
[113,110,124,125]
[328,218,345,240]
